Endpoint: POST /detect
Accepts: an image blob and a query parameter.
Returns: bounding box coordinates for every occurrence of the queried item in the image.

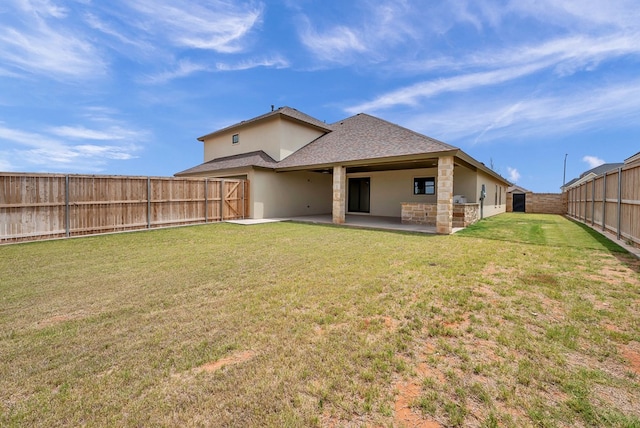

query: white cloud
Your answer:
[142,59,211,84]
[215,56,289,71]
[0,154,15,171]
[583,155,605,168]
[143,55,289,84]
[507,167,521,182]
[83,12,150,51]
[348,31,640,114]
[397,78,640,143]
[347,63,547,113]
[0,5,106,79]
[49,125,145,141]
[13,0,68,18]
[299,21,367,63]
[0,118,144,172]
[296,1,421,64]
[127,0,264,53]
[507,0,640,31]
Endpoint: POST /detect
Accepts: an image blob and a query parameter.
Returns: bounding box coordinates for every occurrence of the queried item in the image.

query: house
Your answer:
[624,151,640,167]
[175,107,510,234]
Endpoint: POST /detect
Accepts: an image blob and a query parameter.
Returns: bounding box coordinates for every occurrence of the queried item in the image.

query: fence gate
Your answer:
[512,193,526,212]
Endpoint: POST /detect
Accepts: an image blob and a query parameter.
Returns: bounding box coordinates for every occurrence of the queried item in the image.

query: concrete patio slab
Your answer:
[225,219,286,225]
[287,214,444,234]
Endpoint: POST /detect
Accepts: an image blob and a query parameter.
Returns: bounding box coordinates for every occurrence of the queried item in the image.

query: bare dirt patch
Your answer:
[394,379,441,428]
[194,350,256,374]
[620,342,640,376]
[591,262,640,285]
[37,311,88,327]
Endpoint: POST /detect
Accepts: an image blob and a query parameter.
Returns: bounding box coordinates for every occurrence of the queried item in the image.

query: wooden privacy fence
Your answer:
[0,173,249,243]
[566,162,640,246]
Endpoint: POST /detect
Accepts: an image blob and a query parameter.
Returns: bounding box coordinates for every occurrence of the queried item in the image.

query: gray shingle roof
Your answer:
[197,106,332,141]
[276,113,457,169]
[175,151,277,176]
[563,162,624,189]
[175,109,509,184]
[624,151,640,164]
[580,163,624,177]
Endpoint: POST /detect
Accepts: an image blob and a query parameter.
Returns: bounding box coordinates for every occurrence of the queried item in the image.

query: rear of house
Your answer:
[176,107,510,233]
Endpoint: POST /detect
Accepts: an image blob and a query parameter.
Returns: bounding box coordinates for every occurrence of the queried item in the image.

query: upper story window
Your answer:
[232,134,239,144]
[414,177,435,195]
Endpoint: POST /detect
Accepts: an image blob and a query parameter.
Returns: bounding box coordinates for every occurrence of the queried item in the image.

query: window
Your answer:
[414,177,435,195]
[232,134,239,144]
[495,185,498,206]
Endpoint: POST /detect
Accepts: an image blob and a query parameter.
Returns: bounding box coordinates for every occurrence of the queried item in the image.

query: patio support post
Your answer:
[332,165,346,224]
[436,156,454,234]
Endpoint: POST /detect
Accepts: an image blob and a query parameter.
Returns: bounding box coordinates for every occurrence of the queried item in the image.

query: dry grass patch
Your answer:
[1,214,639,427]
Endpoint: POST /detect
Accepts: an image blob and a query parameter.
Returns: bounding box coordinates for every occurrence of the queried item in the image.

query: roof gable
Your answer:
[197,106,332,141]
[507,185,530,193]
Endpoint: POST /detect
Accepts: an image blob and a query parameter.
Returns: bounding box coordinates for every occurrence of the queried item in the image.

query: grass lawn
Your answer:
[1,213,639,427]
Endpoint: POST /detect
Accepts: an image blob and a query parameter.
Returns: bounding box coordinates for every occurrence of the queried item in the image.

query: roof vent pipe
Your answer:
[271,105,274,112]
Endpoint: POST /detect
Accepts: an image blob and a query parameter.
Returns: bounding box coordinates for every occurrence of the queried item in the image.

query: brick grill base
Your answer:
[402,202,479,228]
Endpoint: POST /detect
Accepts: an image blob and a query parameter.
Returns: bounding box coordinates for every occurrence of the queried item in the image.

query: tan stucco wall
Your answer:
[347,168,438,217]
[249,169,332,218]
[453,166,477,202]
[476,170,507,218]
[345,165,505,218]
[203,117,325,162]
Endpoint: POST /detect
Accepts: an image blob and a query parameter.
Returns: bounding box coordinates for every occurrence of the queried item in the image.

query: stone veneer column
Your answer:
[332,165,346,224]
[436,156,454,234]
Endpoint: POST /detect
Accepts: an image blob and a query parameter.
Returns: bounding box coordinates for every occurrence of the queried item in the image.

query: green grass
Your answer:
[1,213,639,427]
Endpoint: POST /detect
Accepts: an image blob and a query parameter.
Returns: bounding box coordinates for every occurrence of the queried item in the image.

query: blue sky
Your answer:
[1,0,639,192]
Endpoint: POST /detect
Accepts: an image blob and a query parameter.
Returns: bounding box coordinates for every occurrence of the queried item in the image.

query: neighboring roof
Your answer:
[175,151,277,176]
[581,163,624,177]
[563,162,624,189]
[197,106,333,141]
[276,113,457,169]
[507,185,530,193]
[562,177,579,188]
[625,151,640,165]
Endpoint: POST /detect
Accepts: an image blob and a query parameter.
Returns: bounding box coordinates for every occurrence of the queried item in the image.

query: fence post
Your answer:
[617,167,622,240]
[241,179,245,219]
[591,179,595,226]
[204,179,208,223]
[65,175,70,237]
[220,179,225,221]
[572,188,575,217]
[147,177,151,229]
[602,172,607,231]
[583,183,587,222]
